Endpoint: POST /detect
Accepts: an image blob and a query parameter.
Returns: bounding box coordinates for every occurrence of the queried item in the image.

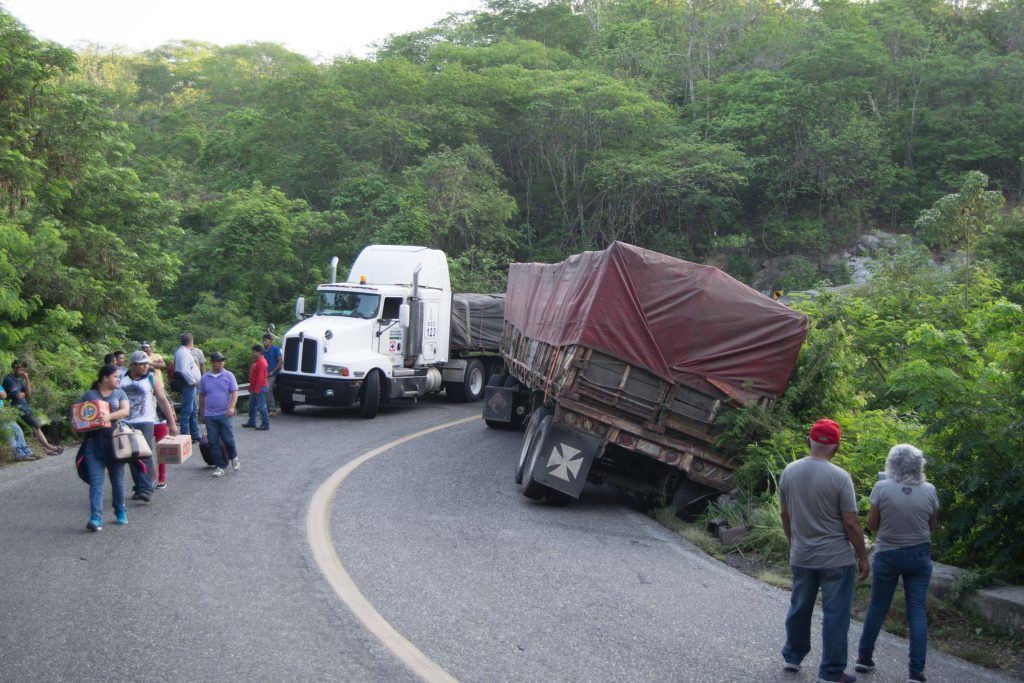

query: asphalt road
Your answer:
[0,398,1017,683]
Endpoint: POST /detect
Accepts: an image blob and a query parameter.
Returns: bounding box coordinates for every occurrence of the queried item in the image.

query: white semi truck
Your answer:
[275,245,504,418]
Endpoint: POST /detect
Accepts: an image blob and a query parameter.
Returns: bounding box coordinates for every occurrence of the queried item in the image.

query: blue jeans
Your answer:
[83,434,126,520]
[127,422,155,495]
[783,563,857,680]
[9,421,33,459]
[205,415,237,468]
[859,542,932,674]
[246,387,270,428]
[179,384,200,438]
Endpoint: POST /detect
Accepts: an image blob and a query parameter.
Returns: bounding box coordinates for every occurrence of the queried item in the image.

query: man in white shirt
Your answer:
[173,332,202,441]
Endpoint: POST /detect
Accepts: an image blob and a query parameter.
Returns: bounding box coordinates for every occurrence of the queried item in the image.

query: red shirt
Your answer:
[249,355,268,393]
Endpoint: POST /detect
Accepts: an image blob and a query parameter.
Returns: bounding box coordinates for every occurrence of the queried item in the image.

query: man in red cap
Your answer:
[778,418,869,683]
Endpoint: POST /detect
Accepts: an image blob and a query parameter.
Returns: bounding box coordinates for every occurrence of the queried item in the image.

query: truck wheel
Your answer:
[359,370,381,419]
[280,401,295,415]
[515,408,550,484]
[545,490,572,507]
[520,414,552,500]
[448,359,485,403]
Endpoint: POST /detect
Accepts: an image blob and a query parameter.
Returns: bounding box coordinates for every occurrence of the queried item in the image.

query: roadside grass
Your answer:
[651,507,1024,679]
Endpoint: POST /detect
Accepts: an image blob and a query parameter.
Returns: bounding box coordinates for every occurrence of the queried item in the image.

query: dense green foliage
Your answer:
[1,1,1022,577]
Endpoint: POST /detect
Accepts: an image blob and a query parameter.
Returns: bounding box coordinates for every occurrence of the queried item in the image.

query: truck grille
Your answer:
[283,337,318,373]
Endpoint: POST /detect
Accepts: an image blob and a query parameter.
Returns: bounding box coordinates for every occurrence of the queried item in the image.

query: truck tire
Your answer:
[520,414,553,500]
[545,490,572,507]
[359,370,381,419]
[515,407,550,484]
[280,400,295,414]
[447,358,485,403]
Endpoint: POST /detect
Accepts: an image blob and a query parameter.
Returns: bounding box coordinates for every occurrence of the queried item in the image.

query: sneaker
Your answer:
[86,516,102,532]
[816,675,857,683]
[855,657,875,673]
[908,674,926,683]
[212,467,225,477]
[132,492,151,502]
[256,425,269,430]
[783,660,801,672]
[231,458,240,471]
[156,481,167,489]
[242,423,255,428]
[115,511,127,525]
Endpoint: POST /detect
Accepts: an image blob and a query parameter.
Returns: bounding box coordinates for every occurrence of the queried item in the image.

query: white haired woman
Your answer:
[855,444,940,683]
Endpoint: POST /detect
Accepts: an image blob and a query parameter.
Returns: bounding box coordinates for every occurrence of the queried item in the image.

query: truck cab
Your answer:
[275,245,488,418]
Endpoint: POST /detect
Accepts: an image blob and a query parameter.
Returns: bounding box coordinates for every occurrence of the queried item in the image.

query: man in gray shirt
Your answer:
[779,418,869,683]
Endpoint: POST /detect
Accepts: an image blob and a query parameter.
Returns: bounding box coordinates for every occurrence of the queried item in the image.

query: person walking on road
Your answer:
[855,444,939,683]
[121,351,179,501]
[173,333,202,442]
[78,364,130,531]
[198,351,239,478]
[779,418,870,683]
[261,333,282,415]
[243,344,270,430]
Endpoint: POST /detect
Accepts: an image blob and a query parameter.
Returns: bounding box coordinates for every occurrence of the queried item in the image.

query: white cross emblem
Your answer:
[546,444,583,482]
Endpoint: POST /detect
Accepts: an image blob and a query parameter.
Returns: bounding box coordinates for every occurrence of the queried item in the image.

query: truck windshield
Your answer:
[316,291,381,319]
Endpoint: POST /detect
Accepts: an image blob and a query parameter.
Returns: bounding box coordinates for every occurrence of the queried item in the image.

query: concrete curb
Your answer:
[930,562,1024,631]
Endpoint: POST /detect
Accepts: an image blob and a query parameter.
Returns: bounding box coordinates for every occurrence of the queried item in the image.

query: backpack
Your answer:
[169,371,185,392]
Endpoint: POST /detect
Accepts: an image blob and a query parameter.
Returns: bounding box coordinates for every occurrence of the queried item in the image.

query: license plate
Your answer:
[292,393,305,403]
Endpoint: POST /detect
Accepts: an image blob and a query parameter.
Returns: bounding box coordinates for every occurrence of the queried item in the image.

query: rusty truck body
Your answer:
[482,242,808,507]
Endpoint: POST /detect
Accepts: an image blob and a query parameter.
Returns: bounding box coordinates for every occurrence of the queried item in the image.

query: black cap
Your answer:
[210,351,226,361]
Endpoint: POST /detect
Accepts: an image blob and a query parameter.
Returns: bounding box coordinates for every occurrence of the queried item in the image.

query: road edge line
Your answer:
[307,415,478,683]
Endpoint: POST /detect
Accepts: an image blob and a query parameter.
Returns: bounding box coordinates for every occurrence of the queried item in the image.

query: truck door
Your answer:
[421,301,440,362]
[378,297,405,368]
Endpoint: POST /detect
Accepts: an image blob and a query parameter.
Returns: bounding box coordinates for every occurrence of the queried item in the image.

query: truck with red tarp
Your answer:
[482,242,808,507]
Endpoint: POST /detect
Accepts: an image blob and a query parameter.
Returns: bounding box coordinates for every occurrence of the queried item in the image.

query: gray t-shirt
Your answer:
[779,457,858,568]
[871,478,939,552]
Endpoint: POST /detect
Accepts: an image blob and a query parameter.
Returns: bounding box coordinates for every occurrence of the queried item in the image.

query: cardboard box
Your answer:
[70,400,111,433]
[156,434,192,464]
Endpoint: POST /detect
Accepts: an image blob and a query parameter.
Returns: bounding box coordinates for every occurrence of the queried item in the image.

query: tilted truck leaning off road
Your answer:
[275,245,504,418]
[482,242,809,508]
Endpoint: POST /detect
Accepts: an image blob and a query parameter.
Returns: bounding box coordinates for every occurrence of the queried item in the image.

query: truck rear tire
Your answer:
[359,370,381,419]
[280,400,295,414]
[515,408,550,484]
[520,414,552,500]
[447,358,485,403]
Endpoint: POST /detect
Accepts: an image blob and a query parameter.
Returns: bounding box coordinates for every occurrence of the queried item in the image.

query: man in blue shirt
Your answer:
[198,351,239,478]
[261,334,283,415]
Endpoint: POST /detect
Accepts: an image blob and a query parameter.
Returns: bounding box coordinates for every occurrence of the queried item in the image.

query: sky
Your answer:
[2,0,483,60]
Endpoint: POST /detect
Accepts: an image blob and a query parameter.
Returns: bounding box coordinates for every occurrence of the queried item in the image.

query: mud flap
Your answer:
[530,424,601,499]
[482,384,515,423]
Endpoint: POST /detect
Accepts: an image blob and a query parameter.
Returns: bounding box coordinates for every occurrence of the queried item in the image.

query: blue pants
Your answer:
[179,384,200,438]
[782,563,856,680]
[9,421,33,459]
[859,543,933,674]
[205,415,237,468]
[246,387,270,428]
[83,436,126,520]
[127,422,155,495]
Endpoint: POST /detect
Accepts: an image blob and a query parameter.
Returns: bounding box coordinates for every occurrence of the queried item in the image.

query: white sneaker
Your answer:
[231,458,240,472]
[212,467,225,477]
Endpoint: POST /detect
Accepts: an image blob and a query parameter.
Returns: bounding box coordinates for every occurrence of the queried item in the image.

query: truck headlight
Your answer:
[323,365,349,377]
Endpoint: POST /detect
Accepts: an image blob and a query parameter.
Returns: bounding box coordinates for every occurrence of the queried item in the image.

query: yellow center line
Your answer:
[307,415,478,683]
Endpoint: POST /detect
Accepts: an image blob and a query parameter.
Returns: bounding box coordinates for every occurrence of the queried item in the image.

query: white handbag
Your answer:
[112,421,152,461]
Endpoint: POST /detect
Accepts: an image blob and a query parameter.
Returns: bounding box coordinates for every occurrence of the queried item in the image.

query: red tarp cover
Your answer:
[505,242,808,400]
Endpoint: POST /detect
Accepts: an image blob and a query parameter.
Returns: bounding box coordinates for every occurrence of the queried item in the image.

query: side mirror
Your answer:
[399,303,410,329]
[295,297,305,321]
